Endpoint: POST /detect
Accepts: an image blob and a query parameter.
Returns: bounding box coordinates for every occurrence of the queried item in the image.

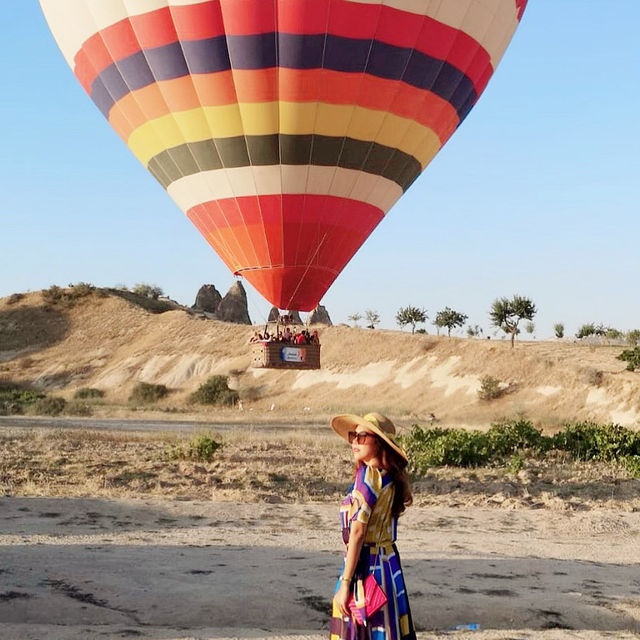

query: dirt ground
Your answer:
[2,428,640,639]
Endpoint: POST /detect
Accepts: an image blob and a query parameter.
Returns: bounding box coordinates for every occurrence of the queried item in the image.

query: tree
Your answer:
[553,322,564,339]
[525,321,535,336]
[576,323,595,339]
[466,324,483,338]
[434,307,468,337]
[489,295,536,348]
[347,312,363,327]
[576,323,607,340]
[364,309,380,329]
[627,329,640,346]
[395,306,427,334]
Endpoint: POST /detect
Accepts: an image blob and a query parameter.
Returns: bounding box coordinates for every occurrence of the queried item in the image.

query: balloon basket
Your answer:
[251,342,321,370]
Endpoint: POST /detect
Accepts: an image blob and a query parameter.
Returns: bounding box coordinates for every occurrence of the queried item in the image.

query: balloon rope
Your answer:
[238,274,271,327]
[284,231,329,313]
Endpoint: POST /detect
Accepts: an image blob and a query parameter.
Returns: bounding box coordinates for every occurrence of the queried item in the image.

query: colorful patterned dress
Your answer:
[329,464,416,640]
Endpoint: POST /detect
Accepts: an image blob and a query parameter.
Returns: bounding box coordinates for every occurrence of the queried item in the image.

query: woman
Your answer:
[329,412,416,640]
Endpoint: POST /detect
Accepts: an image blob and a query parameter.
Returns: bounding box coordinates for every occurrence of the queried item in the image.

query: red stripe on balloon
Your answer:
[74,0,492,96]
[186,193,383,310]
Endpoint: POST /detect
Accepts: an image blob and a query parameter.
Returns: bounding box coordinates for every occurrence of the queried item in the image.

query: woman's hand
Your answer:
[334,581,351,618]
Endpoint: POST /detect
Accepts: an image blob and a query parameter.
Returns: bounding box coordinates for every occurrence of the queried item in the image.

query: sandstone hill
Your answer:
[1,288,639,429]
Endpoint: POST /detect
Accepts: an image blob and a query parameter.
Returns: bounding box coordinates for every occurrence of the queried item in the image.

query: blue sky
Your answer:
[1,1,639,337]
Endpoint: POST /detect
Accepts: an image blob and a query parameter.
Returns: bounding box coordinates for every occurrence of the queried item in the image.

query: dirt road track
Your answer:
[0,415,327,434]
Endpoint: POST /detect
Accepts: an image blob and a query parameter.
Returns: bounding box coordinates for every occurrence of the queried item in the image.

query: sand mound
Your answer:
[1,289,639,427]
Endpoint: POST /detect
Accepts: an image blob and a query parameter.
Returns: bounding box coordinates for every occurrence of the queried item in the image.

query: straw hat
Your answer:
[330,412,407,461]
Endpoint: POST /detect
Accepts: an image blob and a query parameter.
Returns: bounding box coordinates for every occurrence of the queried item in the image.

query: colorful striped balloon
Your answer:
[40,0,527,311]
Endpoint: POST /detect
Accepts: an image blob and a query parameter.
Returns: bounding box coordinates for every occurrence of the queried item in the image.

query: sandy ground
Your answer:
[2,496,640,640]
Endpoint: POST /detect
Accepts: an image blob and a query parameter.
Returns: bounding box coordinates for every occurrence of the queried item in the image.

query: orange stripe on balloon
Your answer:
[108,69,458,145]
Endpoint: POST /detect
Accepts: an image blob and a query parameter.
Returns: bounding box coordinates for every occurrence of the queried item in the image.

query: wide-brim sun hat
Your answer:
[331,412,408,461]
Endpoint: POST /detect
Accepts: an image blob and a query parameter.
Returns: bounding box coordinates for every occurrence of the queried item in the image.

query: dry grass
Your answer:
[3,428,640,511]
[0,428,351,503]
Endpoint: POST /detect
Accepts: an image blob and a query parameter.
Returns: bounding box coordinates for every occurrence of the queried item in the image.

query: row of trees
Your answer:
[348,295,537,348]
[350,296,640,349]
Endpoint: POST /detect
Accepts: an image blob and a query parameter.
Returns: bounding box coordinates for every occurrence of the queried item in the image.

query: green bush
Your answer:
[189,375,238,406]
[187,433,223,461]
[129,382,169,404]
[168,432,223,462]
[33,396,67,416]
[404,419,640,477]
[73,387,105,400]
[0,383,45,415]
[477,375,504,400]
[617,347,640,372]
[552,421,640,462]
[486,418,549,457]
[402,425,489,472]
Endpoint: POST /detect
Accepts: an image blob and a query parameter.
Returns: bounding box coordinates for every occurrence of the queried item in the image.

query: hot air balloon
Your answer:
[39,0,527,313]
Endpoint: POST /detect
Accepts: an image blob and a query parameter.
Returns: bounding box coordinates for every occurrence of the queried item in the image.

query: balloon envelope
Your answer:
[40,0,527,310]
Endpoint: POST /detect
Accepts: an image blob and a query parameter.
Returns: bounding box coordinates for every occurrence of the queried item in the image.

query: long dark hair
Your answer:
[380,442,413,518]
[354,437,413,518]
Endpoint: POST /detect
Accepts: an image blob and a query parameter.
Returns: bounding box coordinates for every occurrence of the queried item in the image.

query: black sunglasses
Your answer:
[348,431,377,445]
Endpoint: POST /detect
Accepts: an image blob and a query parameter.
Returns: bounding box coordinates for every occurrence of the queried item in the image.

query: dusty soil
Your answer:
[3,429,640,639]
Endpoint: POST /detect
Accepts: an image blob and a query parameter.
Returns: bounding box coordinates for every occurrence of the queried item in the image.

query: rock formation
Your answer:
[287,310,303,324]
[308,304,332,326]
[192,284,222,313]
[267,306,280,322]
[214,281,251,324]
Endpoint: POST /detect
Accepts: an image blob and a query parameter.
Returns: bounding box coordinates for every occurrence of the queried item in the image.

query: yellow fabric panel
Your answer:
[277,101,318,133]
[127,102,441,167]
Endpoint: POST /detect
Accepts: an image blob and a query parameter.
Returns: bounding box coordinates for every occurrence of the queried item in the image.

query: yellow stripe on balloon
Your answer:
[128,102,442,168]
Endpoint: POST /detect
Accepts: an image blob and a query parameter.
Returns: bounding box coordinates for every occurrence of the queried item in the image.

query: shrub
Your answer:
[617,347,640,372]
[626,329,640,346]
[129,382,169,404]
[0,383,45,415]
[33,396,67,416]
[7,293,25,305]
[70,282,95,296]
[132,283,163,299]
[401,425,490,472]
[552,421,640,462]
[168,432,223,462]
[186,433,222,461]
[485,418,549,457]
[42,283,95,307]
[73,387,105,400]
[189,375,238,406]
[622,455,640,478]
[477,375,504,400]
[403,419,640,476]
[576,323,596,339]
[553,322,564,339]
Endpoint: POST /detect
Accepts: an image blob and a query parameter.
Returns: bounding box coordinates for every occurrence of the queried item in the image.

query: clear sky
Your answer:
[1,1,638,337]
